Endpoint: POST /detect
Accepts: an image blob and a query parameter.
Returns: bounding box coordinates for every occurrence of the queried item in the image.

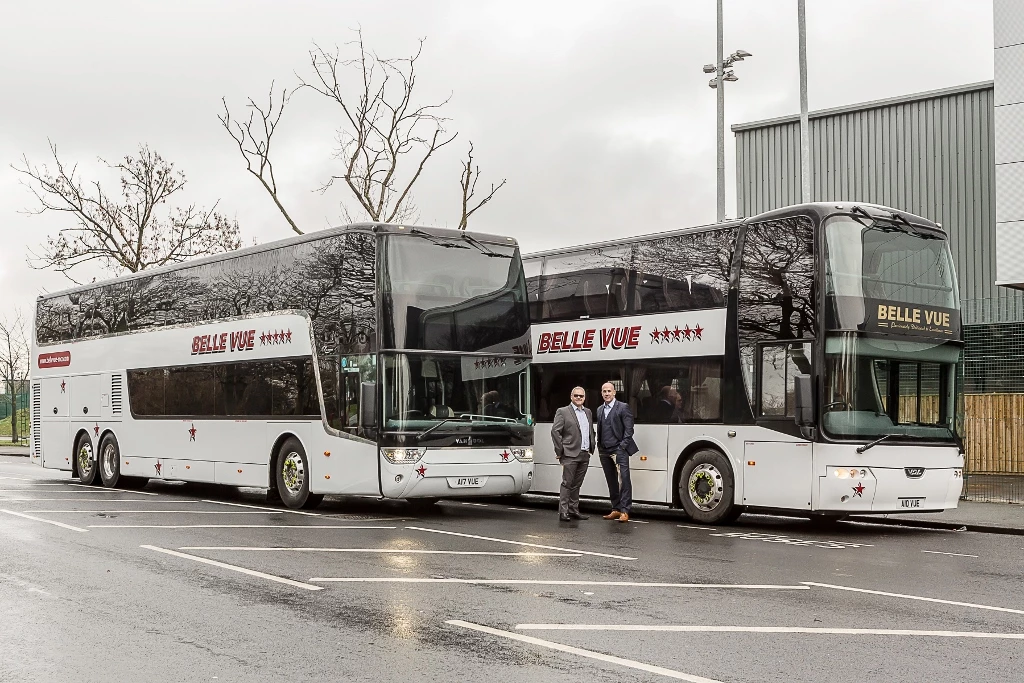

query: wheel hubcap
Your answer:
[688,463,724,512]
[101,443,117,481]
[78,442,94,478]
[282,452,305,494]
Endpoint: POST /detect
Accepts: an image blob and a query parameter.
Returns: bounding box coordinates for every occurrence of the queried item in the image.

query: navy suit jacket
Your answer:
[595,400,639,456]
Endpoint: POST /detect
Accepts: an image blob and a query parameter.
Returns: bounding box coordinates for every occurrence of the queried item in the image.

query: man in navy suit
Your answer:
[595,381,639,522]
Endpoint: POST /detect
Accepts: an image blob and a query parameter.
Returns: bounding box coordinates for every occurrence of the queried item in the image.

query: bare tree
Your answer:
[219,84,303,236]
[222,29,506,232]
[0,310,30,444]
[458,141,506,230]
[13,143,243,284]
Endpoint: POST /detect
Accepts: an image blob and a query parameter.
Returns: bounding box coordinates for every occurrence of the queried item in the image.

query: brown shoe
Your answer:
[618,513,630,523]
[602,510,621,520]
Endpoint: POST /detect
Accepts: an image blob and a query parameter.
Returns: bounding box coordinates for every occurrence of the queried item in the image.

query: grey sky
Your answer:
[0,0,994,319]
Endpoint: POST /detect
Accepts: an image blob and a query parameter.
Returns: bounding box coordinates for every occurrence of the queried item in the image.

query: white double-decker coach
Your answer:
[526,202,965,524]
[30,224,534,509]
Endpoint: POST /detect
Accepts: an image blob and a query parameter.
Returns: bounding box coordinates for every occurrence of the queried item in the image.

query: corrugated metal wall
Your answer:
[734,83,1024,324]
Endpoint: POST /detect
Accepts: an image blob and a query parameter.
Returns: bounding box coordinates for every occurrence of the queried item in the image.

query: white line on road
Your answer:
[142,545,322,590]
[181,547,580,556]
[89,528,399,532]
[446,620,721,683]
[514,624,1024,639]
[201,500,321,516]
[677,525,715,531]
[27,510,284,514]
[506,507,536,512]
[407,526,638,561]
[805,582,1024,615]
[922,550,979,558]
[0,476,46,481]
[67,484,158,495]
[0,498,201,502]
[460,502,490,507]
[0,509,88,533]
[310,578,808,588]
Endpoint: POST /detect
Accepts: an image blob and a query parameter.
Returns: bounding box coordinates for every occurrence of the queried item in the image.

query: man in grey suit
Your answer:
[550,386,594,522]
[596,381,639,523]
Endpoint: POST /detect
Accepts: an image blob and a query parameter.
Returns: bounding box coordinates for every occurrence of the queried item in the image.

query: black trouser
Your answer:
[599,449,631,514]
[558,456,590,515]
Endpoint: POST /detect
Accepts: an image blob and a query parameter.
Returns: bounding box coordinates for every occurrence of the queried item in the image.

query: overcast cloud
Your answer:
[0,0,994,318]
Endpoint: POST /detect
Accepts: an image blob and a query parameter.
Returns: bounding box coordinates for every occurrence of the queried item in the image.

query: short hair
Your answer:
[571,386,586,396]
[601,381,616,391]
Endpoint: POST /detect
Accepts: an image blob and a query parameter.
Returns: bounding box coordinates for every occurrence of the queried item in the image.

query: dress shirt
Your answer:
[573,406,590,451]
[603,398,617,419]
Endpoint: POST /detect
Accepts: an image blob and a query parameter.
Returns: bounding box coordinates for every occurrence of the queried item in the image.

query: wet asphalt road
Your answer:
[2,454,1023,683]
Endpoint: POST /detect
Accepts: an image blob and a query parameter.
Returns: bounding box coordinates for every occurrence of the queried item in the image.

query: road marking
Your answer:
[181,547,580,556]
[0,476,45,482]
[460,502,490,507]
[28,510,284,514]
[629,520,650,524]
[0,498,200,502]
[0,509,88,533]
[804,582,1024,615]
[407,526,638,561]
[514,624,1024,639]
[922,550,979,558]
[67,484,158,495]
[201,499,321,516]
[141,545,323,591]
[446,620,720,683]
[506,507,536,512]
[678,525,715,531]
[310,578,808,588]
[711,532,873,549]
[90,528,397,532]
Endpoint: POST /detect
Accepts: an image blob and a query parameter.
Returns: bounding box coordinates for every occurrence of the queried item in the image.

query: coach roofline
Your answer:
[36,222,519,302]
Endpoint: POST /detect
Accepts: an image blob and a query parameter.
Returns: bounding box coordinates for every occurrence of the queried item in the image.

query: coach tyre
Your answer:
[76,433,100,486]
[678,448,743,525]
[275,437,324,510]
[98,433,122,488]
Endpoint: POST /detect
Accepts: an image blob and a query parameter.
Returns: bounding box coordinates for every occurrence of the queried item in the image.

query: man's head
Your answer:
[660,385,679,403]
[570,387,586,408]
[601,382,616,403]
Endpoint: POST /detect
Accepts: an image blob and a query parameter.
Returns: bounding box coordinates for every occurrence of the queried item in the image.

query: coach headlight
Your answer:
[382,448,423,464]
[511,448,533,462]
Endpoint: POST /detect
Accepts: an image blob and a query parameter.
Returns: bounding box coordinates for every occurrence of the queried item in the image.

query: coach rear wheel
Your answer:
[275,438,323,510]
[678,448,742,525]
[99,433,123,488]
[76,434,100,486]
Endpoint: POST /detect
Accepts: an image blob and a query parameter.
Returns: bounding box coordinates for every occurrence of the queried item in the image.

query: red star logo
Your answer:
[260,332,267,345]
[474,360,481,369]
[154,461,162,476]
[285,329,292,342]
[852,483,865,497]
[672,326,682,340]
[693,325,703,340]
[93,423,99,436]
[500,450,510,462]
[415,465,427,478]
[650,328,661,343]
[683,324,692,340]
[662,327,671,340]
[188,424,197,441]
[60,380,66,393]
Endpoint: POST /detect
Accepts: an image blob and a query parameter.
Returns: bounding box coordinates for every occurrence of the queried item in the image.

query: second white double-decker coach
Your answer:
[30,224,534,509]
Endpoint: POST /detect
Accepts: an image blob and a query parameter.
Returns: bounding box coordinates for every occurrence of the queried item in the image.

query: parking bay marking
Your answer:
[710,531,873,550]
[311,578,808,589]
[90,524,398,529]
[182,547,581,556]
[25,510,286,514]
[202,499,321,516]
[67,484,158,495]
[141,545,322,591]
[0,498,202,502]
[407,526,638,561]
[515,624,1024,640]
[804,582,1024,615]
[922,550,979,558]
[447,620,721,683]
[0,509,88,533]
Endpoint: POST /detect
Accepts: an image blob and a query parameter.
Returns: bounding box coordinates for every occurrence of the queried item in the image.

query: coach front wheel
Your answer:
[75,434,100,486]
[678,449,743,525]
[275,438,324,510]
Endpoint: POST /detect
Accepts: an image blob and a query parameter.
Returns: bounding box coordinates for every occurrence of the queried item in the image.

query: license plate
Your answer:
[447,476,487,488]
[899,497,924,509]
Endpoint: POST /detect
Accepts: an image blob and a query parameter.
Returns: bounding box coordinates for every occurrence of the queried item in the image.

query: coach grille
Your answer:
[32,383,42,458]
[110,375,123,415]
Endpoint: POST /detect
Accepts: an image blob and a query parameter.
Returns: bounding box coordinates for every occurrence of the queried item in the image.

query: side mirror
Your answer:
[359,381,377,431]
[794,374,814,427]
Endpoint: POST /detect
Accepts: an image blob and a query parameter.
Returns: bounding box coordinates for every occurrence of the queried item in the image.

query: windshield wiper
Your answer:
[461,233,509,258]
[415,417,468,440]
[409,228,469,249]
[856,433,894,454]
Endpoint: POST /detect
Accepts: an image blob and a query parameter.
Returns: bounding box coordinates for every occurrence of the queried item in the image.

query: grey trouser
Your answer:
[559,455,590,515]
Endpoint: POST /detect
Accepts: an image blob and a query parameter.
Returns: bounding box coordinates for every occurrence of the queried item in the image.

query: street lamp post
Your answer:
[703,0,751,223]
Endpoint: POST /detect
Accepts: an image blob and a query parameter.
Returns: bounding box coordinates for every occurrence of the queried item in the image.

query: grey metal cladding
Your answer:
[734,81,1024,321]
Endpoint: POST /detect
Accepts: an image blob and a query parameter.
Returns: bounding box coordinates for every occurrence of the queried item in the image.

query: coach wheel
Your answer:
[678,449,742,525]
[99,433,123,488]
[275,438,323,510]
[76,434,100,486]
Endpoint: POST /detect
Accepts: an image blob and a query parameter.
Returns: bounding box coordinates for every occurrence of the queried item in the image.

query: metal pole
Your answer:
[798,0,811,203]
[717,0,726,222]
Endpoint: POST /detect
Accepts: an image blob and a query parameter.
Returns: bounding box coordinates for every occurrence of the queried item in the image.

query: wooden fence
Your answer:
[963,394,1024,474]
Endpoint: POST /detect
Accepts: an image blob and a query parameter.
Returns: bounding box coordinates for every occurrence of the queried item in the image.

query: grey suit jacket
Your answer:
[551,405,595,461]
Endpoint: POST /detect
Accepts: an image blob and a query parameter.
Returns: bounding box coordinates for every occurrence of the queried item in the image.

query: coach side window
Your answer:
[630,230,733,314]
